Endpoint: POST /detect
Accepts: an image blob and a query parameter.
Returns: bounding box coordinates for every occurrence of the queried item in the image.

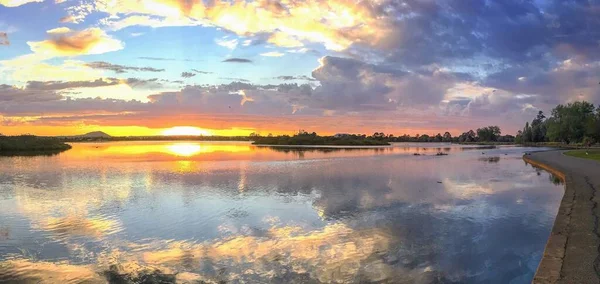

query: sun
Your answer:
[161,126,212,136]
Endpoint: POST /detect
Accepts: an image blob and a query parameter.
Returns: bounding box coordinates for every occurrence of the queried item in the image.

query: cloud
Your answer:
[1,56,489,131]
[92,0,390,52]
[260,51,284,57]
[137,56,195,62]
[0,84,62,102]
[24,78,122,91]
[59,15,76,23]
[0,32,8,46]
[121,78,163,89]
[267,32,304,48]
[69,0,600,70]
[275,75,316,82]
[483,58,600,107]
[0,0,42,7]
[215,37,238,50]
[100,14,200,31]
[28,28,123,57]
[220,77,250,82]
[181,72,196,78]
[191,69,212,74]
[222,58,252,63]
[46,27,72,34]
[1,59,107,82]
[84,61,165,73]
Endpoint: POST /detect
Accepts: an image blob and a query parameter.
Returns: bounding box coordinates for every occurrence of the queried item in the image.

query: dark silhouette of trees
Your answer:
[443,132,452,142]
[458,130,476,142]
[476,126,501,142]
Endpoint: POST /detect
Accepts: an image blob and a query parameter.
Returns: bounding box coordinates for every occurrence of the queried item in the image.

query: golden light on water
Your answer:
[166,143,203,157]
[161,126,211,136]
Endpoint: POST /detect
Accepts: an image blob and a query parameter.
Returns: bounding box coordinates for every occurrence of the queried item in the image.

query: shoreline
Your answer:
[523,150,600,283]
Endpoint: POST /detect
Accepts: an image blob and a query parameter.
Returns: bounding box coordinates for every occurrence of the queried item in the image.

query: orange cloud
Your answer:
[28,28,123,57]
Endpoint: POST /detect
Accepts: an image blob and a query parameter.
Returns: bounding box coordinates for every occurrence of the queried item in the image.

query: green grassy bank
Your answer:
[564,150,600,162]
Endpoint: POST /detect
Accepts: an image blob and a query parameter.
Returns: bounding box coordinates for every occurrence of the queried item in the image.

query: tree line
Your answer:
[516,101,600,145]
[251,126,513,145]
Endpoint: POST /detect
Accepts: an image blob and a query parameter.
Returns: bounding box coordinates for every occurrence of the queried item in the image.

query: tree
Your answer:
[476,126,501,142]
[418,134,430,142]
[546,101,596,143]
[529,111,546,142]
[372,132,386,139]
[458,130,476,142]
[523,122,532,143]
[442,132,452,142]
[515,130,523,144]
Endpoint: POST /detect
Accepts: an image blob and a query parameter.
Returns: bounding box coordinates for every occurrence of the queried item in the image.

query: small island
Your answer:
[0,135,72,155]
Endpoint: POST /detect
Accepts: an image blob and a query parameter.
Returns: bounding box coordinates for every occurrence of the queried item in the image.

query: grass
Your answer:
[564,149,600,161]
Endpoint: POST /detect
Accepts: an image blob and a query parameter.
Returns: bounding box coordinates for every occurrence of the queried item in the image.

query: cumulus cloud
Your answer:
[484,58,600,105]
[310,56,456,111]
[92,0,390,52]
[222,58,252,63]
[85,61,165,73]
[28,28,123,57]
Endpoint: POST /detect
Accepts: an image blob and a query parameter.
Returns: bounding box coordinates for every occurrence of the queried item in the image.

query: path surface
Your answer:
[526,150,600,283]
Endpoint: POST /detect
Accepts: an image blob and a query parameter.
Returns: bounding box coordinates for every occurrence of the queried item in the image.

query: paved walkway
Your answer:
[525,150,600,283]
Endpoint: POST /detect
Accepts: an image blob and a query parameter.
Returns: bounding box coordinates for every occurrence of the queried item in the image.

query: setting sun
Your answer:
[161,126,212,136]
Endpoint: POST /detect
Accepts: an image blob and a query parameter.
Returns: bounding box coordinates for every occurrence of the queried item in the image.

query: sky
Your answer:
[0,0,599,137]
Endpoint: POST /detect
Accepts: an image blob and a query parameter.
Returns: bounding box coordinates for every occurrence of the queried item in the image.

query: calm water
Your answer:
[0,142,563,283]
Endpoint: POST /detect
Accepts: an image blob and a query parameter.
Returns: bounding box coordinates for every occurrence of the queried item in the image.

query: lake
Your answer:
[0,141,563,283]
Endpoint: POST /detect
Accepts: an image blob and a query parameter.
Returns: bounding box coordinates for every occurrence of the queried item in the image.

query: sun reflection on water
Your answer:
[165,143,202,157]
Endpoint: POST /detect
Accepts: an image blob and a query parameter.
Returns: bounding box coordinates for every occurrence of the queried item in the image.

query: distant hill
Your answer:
[77,131,111,138]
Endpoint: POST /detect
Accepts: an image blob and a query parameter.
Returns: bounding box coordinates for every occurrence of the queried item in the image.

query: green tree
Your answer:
[523,122,532,143]
[515,130,523,144]
[546,101,596,143]
[476,126,501,142]
[531,111,547,142]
